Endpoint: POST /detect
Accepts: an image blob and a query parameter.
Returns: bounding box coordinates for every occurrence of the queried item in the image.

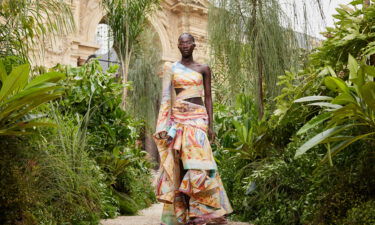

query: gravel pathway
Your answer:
[100,203,251,225]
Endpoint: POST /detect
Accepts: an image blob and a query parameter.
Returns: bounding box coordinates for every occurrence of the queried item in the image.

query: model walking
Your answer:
[153,33,233,225]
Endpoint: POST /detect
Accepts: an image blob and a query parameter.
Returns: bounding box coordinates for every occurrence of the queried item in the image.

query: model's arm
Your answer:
[203,65,215,142]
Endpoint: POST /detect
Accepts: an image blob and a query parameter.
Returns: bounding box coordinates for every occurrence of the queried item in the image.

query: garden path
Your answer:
[100,203,252,225]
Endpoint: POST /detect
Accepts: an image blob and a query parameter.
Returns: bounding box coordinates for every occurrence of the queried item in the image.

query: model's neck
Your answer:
[180,55,194,64]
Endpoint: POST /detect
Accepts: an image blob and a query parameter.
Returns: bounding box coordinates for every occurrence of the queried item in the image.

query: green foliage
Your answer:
[57,60,155,215]
[0,58,65,135]
[128,29,162,130]
[57,60,136,152]
[208,0,322,112]
[215,96,375,224]
[294,55,375,163]
[0,0,74,60]
[311,1,375,69]
[0,111,115,224]
[342,200,375,225]
[101,0,160,107]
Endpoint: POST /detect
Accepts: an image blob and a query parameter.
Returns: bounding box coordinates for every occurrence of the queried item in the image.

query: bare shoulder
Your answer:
[194,62,211,75]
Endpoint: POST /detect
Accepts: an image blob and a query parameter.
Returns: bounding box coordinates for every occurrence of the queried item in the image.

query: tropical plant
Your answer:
[0,59,65,135]
[208,0,324,118]
[101,0,160,109]
[311,0,375,69]
[56,60,156,215]
[0,0,74,60]
[0,109,117,224]
[294,55,375,164]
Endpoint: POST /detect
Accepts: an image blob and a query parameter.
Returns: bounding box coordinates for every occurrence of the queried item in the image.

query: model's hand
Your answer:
[167,135,174,145]
[208,127,215,143]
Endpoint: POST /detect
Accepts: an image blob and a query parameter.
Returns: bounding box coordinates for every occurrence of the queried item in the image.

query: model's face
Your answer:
[178,36,195,57]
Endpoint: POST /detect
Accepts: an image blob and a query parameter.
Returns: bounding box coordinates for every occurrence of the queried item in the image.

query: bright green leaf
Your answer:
[331,93,356,105]
[348,54,359,81]
[324,76,349,93]
[295,124,355,158]
[294,96,333,103]
[297,113,332,135]
[361,82,375,111]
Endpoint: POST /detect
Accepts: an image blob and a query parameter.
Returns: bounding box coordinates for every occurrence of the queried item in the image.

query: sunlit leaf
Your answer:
[331,93,356,105]
[295,124,355,158]
[297,113,332,135]
[324,76,349,93]
[361,81,375,111]
[308,102,342,109]
[294,96,333,103]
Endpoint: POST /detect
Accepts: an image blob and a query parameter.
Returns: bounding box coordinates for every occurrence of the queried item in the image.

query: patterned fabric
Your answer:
[154,61,233,225]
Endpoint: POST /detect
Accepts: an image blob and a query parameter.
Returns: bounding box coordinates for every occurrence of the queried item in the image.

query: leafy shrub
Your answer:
[56,60,155,215]
[0,58,65,135]
[0,112,116,224]
[342,200,375,225]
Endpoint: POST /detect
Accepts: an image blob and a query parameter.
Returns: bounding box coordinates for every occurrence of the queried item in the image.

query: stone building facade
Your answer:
[35,0,210,68]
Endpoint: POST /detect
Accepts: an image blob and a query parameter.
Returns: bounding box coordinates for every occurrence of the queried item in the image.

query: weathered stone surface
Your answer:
[33,0,210,68]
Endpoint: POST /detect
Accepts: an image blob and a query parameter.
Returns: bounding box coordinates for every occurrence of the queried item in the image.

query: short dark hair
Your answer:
[178,33,195,43]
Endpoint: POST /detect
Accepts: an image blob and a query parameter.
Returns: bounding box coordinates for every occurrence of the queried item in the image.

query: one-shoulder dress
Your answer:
[153,61,233,225]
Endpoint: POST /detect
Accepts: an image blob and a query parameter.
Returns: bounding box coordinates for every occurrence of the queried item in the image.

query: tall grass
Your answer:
[0,105,117,224]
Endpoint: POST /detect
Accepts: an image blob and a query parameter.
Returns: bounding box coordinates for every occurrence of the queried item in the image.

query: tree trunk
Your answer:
[121,23,130,110]
[250,0,264,119]
[364,0,370,8]
[257,57,264,120]
[121,61,128,110]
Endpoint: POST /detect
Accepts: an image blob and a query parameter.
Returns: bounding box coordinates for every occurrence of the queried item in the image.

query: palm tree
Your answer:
[0,0,75,61]
[101,0,160,109]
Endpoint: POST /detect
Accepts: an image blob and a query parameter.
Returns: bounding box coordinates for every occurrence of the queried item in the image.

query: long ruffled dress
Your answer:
[153,61,233,225]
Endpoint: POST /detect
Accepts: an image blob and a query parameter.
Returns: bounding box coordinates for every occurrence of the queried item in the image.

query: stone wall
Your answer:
[33,0,210,68]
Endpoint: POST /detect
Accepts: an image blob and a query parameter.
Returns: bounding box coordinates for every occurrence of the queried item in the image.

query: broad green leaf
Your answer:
[0,87,63,120]
[0,64,30,102]
[331,93,356,105]
[349,0,363,6]
[351,66,365,88]
[242,125,248,143]
[0,83,60,106]
[321,132,375,163]
[321,136,353,143]
[297,113,332,135]
[294,124,355,158]
[308,102,342,109]
[348,54,358,81]
[363,65,375,77]
[294,96,333,103]
[0,130,33,136]
[324,76,349,93]
[0,60,7,82]
[25,72,65,89]
[113,146,120,157]
[6,93,63,125]
[7,122,57,130]
[361,82,375,111]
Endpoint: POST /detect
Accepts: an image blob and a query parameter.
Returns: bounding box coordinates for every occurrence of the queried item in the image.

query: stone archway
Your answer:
[79,0,171,62]
[35,0,210,67]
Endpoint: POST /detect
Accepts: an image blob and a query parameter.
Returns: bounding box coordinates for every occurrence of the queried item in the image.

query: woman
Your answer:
[153,33,233,225]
